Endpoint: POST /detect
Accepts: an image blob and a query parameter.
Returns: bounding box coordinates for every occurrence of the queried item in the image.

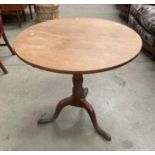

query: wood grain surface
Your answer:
[13,18,142,74]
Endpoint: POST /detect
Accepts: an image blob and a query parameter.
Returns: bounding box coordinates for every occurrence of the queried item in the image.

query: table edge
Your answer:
[13,47,142,74]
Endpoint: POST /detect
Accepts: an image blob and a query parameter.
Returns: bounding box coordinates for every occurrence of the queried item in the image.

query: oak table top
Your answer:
[13,18,142,74]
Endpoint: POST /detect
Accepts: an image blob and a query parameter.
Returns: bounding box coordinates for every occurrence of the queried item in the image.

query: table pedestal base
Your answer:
[38,74,111,141]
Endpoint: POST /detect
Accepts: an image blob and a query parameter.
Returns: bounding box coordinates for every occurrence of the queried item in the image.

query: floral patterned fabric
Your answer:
[128,4,155,46]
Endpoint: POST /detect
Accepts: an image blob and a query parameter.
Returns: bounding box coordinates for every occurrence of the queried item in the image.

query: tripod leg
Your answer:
[38,97,73,124]
[81,99,111,141]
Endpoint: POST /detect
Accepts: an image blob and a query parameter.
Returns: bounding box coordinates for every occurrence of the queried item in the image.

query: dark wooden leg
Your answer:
[29,4,33,19]
[80,99,111,141]
[0,61,8,74]
[38,74,111,141]
[2,31,16,55]
[38,97,74,124]
[22,10,26,21]
[16,11,21,28]
[152,53,155,61]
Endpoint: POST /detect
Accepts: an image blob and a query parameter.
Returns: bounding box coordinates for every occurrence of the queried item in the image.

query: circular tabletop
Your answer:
[13,18,142,74]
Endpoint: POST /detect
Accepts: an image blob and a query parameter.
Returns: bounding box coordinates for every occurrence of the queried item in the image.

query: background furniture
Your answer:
[128,4,155,59]
[0,12,15,74]
[13,18,142,141]
[117,4,131,21]
[35,4,59,23]
[0,4,33,27]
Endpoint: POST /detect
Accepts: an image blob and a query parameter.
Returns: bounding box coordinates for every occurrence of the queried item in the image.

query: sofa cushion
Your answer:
[130,4,155,35]
[128,14,155,46]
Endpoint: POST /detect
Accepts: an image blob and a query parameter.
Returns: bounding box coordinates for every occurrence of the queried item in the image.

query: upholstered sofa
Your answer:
[117,4,131,21]
[128,4,155,59]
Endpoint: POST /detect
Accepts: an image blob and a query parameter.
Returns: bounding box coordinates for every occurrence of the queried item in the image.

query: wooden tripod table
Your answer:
[13,18,142,141]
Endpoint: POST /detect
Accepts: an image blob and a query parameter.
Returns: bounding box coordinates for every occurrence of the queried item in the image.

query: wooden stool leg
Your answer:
[2,31,15,55]
[22,10,26,21]
[0,61,8,74]
[16,11,21,28]
[29,4,33,19]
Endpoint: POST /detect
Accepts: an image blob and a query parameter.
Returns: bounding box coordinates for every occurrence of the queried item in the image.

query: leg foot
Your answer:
[81,99,111,141]
[38,97,73,124]
[0,61,8,74]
